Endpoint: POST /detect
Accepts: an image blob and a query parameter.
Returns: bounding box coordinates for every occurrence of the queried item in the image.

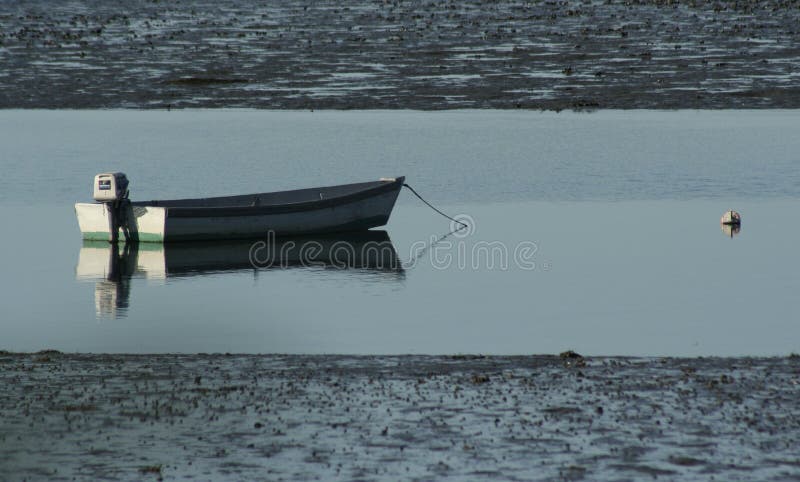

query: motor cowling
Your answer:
[93,172,129,202]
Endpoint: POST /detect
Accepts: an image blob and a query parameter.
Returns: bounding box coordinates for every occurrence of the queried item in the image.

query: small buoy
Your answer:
[721,223,740,238]
[720,210,741,226]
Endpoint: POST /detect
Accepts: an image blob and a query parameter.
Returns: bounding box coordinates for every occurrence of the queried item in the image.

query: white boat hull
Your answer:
[75,203,167,242]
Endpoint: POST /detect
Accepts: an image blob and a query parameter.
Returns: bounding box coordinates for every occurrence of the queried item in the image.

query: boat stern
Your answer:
[75,202,167,242]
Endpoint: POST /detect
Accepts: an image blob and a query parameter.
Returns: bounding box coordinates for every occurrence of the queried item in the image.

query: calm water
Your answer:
[1,109,798,356]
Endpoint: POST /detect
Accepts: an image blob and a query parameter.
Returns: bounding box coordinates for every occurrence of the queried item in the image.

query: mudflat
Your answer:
[2,352,799,480]
[2,0,800,110]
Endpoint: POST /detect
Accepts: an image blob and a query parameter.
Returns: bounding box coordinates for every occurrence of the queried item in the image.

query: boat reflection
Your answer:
[76,231,404,318]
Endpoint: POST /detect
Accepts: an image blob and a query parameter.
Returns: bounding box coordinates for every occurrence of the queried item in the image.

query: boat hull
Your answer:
[75,203,167,242]
[75,177,403,242]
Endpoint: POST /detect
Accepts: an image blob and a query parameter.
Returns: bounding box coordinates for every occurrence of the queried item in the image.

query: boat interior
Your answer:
[132,179,399,208]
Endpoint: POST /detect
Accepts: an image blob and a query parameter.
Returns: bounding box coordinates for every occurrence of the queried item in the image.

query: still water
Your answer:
[1,110,798,356]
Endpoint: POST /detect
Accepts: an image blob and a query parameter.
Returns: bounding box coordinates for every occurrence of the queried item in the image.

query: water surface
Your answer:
[1,109,798,356]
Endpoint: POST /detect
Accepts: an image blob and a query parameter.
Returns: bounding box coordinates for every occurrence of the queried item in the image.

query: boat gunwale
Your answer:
[131,177,404,218]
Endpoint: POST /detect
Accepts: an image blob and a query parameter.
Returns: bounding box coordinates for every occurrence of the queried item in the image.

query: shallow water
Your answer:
[1,109,798,356]
[3,109,800,204]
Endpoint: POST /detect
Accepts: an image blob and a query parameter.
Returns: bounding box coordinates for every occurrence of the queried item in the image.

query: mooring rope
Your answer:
[403,183,468,229]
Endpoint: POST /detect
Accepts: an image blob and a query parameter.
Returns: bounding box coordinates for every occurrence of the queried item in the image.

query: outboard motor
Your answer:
[93,173,130,243]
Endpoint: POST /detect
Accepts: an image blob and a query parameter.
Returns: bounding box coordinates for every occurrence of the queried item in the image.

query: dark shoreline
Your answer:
[3,0,800,110]
[3,350,800,358]
[3,351,799,480]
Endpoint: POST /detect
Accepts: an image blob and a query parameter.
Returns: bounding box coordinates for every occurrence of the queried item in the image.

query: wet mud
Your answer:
[2,0,800,110]
[2,351,799,480]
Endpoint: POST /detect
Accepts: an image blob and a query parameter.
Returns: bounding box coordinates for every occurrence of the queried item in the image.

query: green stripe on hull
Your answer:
[82,231,164,243]
[81,240,164,251]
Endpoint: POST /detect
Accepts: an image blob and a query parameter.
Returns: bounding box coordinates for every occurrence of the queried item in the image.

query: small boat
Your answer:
[75,174,405,242]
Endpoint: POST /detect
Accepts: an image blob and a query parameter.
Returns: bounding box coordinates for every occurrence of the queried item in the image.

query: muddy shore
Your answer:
[1,351,799,480]
[2,0,800,110]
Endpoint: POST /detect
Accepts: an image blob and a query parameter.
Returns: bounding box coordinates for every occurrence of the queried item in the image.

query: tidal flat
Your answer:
[2,0,800,109]
[1,352,799,480]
